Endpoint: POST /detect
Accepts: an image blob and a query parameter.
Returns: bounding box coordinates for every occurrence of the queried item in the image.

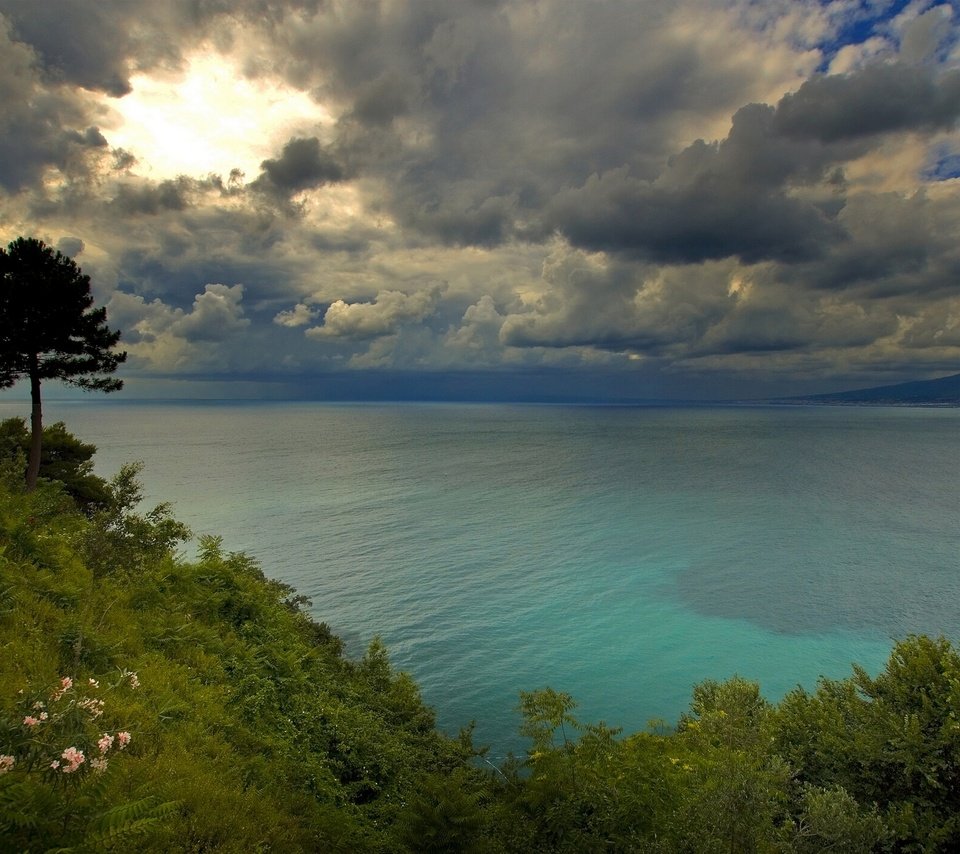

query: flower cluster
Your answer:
[2,672,139,781]
[52,746,86,774]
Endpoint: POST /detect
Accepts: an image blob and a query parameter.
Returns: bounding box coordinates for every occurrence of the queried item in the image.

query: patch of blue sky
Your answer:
[813,0,927,72]
[924,147,960,180]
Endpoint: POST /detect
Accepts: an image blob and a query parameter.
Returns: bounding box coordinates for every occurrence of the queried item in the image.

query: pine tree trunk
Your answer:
[26,357,42,492]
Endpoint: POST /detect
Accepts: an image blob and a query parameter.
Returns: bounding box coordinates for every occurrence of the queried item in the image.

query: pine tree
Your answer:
[0,237,125,491]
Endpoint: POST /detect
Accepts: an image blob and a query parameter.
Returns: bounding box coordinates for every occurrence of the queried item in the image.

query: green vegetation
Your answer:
[1,423,959,851]
[0,418,111,510]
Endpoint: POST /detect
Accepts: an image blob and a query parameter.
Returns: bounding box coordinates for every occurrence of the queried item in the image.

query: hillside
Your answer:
[793,372,960,405]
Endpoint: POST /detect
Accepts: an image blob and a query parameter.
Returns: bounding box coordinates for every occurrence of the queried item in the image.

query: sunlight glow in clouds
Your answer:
[105,50,331,179]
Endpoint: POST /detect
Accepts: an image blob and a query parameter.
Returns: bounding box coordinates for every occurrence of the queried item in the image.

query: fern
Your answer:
[73,796,181,852]
[0,779,48,830]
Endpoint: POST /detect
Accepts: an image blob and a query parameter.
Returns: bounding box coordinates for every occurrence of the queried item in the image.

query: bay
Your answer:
[3,399,958,758]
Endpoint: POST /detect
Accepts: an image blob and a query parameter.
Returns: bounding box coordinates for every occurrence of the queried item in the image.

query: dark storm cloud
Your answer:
[349,74,411,127]
[544,62,960,267]
[545,104,852,265]
[0,18,109,191]
[108,214,294,306]
[110,180,190,216]
[104,174,242,218]
[250,137,347,199]
[0,122,106,192]
[785,191,960,298]
[270,0,778,249]
[0,0,326,94]
[547,168,842,265]
[0,0,148,95]
[499,253,739,356]
[775,64,960,141]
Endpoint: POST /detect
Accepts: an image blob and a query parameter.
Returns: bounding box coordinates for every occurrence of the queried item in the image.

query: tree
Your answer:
[0,417,111,509]
[774,635,960,850]
[0,237,125,491]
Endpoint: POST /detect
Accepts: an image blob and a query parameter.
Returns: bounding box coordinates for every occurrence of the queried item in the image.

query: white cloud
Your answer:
[273,302,317,327]
[105,283,250,371]
[308,285,445,340]
[441,295,507,365]
[173,284,250,342]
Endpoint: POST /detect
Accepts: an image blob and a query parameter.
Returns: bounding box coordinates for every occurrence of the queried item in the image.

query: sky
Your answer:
[1,0,959,401]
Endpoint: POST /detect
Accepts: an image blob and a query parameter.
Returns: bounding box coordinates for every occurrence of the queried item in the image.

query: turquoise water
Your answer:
[4,400,958,758]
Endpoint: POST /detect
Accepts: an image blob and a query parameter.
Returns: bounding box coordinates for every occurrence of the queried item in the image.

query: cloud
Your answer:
[273,302,317,327]
[0,0,327,95]
[0,17,108,191]
[106,283,251,371]
[544,60,960,267]
[264,0,821,249]
[1,0,150,96]
[774,64,960,142]
[444,295,506,356]
[500,246,733,353]
[309,285,445,340]
[251,136,346,198]
[56,236,84,257]
[173,284,250,342]
[545,107,849,265]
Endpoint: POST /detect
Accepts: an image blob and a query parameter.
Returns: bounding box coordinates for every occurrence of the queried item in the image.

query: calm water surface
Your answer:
[4,400,958,757]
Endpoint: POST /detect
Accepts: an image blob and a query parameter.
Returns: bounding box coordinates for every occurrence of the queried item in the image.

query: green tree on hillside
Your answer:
[0,417,111,509]
[0,237,125,491]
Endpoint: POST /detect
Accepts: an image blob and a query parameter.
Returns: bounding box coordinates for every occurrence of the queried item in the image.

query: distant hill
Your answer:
[790,372,960,405]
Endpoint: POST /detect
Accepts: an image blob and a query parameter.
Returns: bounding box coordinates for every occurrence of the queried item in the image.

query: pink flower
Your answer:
[89,757,108,774]
[50,760,60,771]
[88,678,100,688]
[0,755,14,774]
[97,734,114,754]
[116,731,131,750]
[23,715,40,727]
[78,697,105,718]
[60,746,85,774]
[39,711,48,721]
[51,676,73,702]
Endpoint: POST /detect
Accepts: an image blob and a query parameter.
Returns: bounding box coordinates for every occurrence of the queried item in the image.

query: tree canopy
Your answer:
[0,417,111,510]
[0,237,125,490]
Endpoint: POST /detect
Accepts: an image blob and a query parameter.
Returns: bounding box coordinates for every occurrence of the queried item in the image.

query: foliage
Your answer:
[775,634,960,851]
[0,670,178,851]
[0,238,125,394]
[0,418,111,510]
[82,462,191,575]
[0,236,125,491]
[789,784,886,853]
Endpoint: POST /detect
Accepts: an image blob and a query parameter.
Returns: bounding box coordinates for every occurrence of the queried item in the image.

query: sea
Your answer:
[3,400,958,759]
